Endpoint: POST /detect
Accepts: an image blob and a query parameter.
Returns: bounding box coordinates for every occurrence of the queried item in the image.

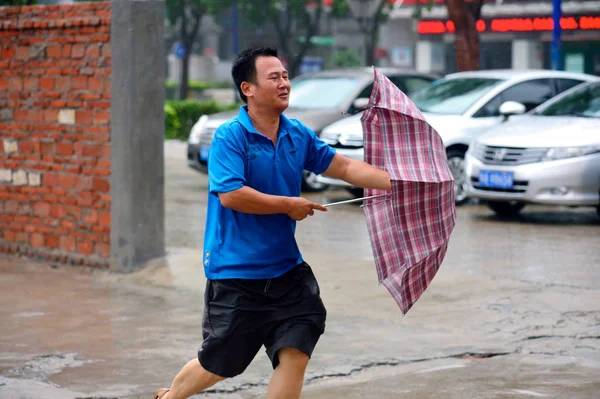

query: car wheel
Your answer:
[487,200,526,217]
[447,149,469,206]
[301,171,329,193]
[347,187,364,198]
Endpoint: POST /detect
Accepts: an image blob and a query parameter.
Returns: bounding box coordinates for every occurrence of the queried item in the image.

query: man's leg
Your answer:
[265,347,310,399]
[160,358,226,399]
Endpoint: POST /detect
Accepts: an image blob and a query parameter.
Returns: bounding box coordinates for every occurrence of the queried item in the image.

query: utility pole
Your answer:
[551,0,562,70]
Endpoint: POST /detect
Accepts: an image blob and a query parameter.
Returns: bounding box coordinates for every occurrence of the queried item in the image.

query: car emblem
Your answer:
[493,148,507,161]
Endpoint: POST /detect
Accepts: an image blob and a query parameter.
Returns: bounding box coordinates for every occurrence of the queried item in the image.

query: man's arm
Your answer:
[219,187,327,221]
[322,153,392,191]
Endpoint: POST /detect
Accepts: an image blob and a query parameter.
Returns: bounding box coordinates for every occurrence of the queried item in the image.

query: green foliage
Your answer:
[164,100,237,140]
[0,0,36,5]
[331,48,362,68]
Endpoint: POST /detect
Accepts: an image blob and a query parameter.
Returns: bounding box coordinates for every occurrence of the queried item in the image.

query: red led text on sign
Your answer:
[418,16,600,34]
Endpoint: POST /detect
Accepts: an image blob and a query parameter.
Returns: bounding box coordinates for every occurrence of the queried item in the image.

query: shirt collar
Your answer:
[238,105,291,138]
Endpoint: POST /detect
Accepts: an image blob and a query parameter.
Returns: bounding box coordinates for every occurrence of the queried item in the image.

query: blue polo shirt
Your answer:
[203,106,336,280]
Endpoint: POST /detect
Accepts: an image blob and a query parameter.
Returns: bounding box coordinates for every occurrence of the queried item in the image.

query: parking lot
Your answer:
[1,141,598,399]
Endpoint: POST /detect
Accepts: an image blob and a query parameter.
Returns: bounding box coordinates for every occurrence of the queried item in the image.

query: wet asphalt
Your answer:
[1,140,598,399]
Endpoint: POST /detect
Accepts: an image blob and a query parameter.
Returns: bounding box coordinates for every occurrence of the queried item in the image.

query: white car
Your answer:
[465,80,600,218]
[316,69,599,203]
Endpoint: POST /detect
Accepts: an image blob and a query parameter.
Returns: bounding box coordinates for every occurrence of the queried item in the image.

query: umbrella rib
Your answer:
[322,194,391,208]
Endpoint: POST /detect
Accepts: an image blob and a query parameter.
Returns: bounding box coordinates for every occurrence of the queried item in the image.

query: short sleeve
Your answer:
[208,125,246,194]
[303,127,336,175]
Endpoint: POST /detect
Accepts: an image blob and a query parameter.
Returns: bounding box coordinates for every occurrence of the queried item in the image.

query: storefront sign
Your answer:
[418,16,600,34]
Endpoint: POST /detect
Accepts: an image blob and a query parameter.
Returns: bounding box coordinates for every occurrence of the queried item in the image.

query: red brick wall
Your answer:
[0,2,112,267]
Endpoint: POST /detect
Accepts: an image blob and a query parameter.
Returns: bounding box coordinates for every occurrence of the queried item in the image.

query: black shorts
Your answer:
[198,262,326,378]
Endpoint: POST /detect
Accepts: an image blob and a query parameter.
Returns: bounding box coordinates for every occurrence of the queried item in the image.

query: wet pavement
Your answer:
[1,140,599,398]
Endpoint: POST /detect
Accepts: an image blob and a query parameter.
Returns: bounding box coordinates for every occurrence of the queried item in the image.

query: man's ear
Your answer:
[241,81,253,100]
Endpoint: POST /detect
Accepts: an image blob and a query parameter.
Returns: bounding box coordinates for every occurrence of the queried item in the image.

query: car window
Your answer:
[538,83,600,118]
[357,83,373,99]
[411,78,503,115]
[555,78,585,94]
[402,77,434,94]
[474,79,554,117]
[289,77,362,109]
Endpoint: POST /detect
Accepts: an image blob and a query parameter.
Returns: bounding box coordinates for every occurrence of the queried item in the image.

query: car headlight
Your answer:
[188,115,209,145]
[542,146,600,161]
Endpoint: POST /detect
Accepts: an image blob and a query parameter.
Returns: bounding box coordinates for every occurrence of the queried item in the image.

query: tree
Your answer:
[237,0,327,78]
[342,0,388,67]
[0,0,35,4]
[166,0,232,100]
[418,0,484,71]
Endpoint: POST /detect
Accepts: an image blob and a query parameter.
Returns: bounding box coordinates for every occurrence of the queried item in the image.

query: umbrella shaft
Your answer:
[322,194,390,207]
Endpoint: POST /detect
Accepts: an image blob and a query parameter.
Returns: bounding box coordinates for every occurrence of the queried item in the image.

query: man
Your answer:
[154,47,391,399]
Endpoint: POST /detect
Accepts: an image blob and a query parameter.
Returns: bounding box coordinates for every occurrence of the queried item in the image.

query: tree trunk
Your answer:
[179,11,202,100]
[446,0,484,71]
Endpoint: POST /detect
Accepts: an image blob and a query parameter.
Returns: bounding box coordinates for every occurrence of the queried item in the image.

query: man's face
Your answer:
[246,56,291,112]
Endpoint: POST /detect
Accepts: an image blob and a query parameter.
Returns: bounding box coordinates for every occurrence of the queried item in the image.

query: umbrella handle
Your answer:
[322,193,391,208]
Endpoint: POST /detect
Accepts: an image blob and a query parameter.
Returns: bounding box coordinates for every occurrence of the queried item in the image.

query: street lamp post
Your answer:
[551,0,562,70]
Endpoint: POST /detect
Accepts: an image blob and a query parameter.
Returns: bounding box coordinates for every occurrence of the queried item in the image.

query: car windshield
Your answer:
[411,77,503,115]
[536,83,600,118]
[289,77,362,109]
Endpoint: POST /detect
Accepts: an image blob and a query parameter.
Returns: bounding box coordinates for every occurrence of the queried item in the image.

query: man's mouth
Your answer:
[278,93,289,99]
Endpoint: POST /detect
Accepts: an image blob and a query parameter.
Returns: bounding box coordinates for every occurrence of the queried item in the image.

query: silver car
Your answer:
[186,68,437,192]
[316,69,598,203]
[465,81,600,218]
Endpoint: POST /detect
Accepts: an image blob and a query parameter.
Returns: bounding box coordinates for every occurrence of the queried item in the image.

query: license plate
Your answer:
[479,170,514,189]
[199,146,210,161]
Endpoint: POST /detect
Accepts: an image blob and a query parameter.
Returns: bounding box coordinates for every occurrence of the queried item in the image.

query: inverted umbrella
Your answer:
[325,68,456,315]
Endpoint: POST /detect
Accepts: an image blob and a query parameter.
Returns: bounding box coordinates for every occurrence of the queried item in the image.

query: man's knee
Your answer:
[277,347,309,369]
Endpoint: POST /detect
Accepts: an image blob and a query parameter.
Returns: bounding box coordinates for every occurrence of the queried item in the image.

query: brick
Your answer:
[93,111,109,124]
[0,168,11,183]
[59,235,76,252]
[101,43,110,58]
[7,78,22,91]
[62,44,72,58]
[12,170,27,186]
[58,109,75,125]
[88,76,103,91]
[3,139,18,153]
[71,76,87,90]
[42,173,59,187]
[28,172,41,186]
[40,78,54,90]
[82,208,97,224]
[55,77,70,91]
[50,204,67,218]
[77,240,93,255]
[3,231,15,242]
[44,109,58,123]
[4,200,18,213]
[56,141,74,156]
[92,177,110,192]
[59,174,76,188]
[28,110,44,124]
[76,110,92,124]
[0,78,6,90]
[85,44,100,58]
[98,211,111,226]
[72,44,85,58]
[46,235,59,249]
[16,46,29,60]
[14,110,28,122]
[46,45,61,58]
[40,141,56,156]
[19,140,34,154]
[33,202,50,217]
[1,46,14,60]
[30,232,45,247]
[24,77,39,91]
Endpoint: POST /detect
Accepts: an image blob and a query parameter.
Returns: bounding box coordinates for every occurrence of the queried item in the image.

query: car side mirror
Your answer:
[352,98,370,111]
[499,101,526,121]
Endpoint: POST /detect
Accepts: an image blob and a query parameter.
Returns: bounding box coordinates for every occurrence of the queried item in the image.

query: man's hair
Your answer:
[231,46,279,103]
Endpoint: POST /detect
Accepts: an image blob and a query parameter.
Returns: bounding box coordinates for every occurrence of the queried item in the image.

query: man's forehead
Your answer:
[256,56,287,74]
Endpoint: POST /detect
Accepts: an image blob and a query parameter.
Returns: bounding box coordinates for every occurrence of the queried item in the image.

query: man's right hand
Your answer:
[286,197,328,221]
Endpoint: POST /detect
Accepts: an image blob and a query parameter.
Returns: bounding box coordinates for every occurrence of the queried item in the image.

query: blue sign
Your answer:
[174,43,186,59]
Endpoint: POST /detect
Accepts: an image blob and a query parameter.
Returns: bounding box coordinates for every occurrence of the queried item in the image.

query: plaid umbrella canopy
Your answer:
[358,68,456,315]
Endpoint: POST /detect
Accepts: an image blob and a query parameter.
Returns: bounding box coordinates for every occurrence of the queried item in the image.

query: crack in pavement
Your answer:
[200,351,512,396]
